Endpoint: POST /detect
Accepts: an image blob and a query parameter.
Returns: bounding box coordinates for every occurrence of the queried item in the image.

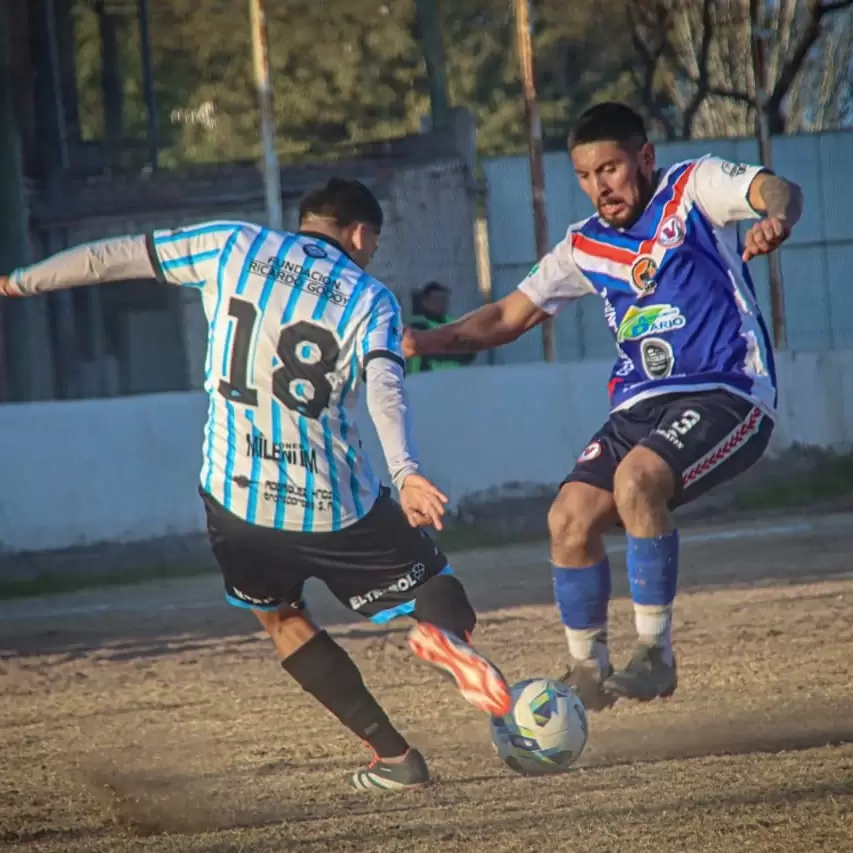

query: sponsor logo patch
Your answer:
[617,304,686,342]
[640,337,674,379]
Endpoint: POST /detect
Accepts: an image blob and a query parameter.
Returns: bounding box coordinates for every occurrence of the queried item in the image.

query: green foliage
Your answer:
[733,451,853,512]
[70,0,636,166]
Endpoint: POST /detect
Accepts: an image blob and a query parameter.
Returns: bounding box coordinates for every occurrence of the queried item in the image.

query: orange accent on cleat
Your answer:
[407,623,512,717]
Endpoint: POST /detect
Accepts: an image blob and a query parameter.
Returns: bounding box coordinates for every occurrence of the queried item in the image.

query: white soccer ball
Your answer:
[489,677,589,776]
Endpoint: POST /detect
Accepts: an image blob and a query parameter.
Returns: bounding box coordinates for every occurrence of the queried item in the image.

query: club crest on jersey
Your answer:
[302,243,328,259]
[578,441,602,462]
[657,215,685,248]
[640,337,674,379]
[630,256,658,296]
[617,304,686,342]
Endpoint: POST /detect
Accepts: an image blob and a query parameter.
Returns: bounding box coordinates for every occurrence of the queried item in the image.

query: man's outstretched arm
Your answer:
[0,235,156,297]
[0,222,239,297]
[405,290,549,356]
[404,238,595,358]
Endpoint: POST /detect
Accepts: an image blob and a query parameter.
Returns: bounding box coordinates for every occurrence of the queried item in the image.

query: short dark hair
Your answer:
[569,102,648,151]
[298,178,384,231]
[421,281,449,297]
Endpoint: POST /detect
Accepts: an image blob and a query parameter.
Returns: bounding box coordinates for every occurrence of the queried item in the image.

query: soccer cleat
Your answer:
[558,658,617,712]
[407,623,513,717]
[604,644,678,702]
[350,748,430,792]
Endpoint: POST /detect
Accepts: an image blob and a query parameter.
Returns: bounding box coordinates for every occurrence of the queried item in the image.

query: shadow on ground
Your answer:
[25,703,849,843]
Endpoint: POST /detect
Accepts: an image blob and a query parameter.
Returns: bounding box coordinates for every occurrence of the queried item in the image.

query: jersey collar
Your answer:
[298,231,356,265]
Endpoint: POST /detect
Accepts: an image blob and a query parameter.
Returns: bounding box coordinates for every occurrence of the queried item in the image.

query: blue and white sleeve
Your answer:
[358,290,406,378]
[146,222,240,292]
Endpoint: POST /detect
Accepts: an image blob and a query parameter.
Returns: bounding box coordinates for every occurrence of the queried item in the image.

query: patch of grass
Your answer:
[0,523,547,602]
[434,522,546,553]
[0,560,217,601]
[733,451,853,511]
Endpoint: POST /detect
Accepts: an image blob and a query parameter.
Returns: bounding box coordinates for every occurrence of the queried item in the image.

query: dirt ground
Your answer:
[2,511,853,853]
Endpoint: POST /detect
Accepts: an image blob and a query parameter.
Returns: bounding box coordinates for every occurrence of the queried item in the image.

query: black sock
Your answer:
[413,574,477,638]
[281,631,409,759]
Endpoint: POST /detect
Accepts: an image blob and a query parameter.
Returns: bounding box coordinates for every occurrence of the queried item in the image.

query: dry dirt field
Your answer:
[2,511,853,853]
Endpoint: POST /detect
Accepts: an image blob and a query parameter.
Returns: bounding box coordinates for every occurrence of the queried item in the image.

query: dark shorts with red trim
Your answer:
[563,389,774,508]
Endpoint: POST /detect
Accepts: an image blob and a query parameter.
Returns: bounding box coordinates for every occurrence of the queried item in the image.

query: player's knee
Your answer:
[613,450,674,512]
[547,483,612,551]
[413,573,476,638]
[255,604,317,659]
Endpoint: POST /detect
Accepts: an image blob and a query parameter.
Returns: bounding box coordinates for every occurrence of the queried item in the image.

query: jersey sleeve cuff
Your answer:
[145,233,167,283]
[362,349,406,379]
[517,280,559,316]
[391,463,419,492]
[9,269,26,296]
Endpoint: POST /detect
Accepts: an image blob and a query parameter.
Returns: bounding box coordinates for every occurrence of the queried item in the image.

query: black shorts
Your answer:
[200,486,451,624]
[564,389,774,507]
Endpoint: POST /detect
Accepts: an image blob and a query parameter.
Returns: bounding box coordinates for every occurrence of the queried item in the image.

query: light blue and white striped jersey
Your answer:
[148,221,405,533]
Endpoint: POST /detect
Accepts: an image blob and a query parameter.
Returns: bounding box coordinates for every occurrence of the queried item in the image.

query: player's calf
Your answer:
[279,629,429,790]
[610,450,680,702]
[548,483,619,712]
[408,574,512,717]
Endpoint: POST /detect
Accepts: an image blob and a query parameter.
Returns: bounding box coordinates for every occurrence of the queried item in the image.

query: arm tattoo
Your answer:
[758,176,803,223]
[444,334,487,353]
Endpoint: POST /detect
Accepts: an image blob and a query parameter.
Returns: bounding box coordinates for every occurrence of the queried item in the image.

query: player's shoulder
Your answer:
[662,154,733,184]
[354,273,401,314]
[565,215,597,236]
[656,157,706,188]
[560,214,600,247]
[154,219,254,240]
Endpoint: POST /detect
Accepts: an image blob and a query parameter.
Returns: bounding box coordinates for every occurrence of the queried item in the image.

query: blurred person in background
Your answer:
[407,281,476,373]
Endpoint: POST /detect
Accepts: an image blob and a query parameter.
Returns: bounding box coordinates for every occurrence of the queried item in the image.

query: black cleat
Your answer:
[604,644,678,702]
[559,659,617,712]
[350,748,430,792]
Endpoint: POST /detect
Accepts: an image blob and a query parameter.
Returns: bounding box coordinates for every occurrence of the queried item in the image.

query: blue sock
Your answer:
[626,531,679,660]
[552,560,611,665]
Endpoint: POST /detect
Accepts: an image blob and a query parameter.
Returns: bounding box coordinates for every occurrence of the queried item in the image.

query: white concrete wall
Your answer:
[1,349,852,553]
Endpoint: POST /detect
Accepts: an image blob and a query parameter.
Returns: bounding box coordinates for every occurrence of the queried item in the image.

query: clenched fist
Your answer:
[742,216,791,262]
[401,326,420,359]
[0,275,22,297]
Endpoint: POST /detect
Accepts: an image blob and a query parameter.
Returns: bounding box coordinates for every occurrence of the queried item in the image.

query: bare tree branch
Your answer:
[668,53,756,107]
[625,0,853,139]
[766,0,853,130]
[681,0,715,137]
[626,0,678,139]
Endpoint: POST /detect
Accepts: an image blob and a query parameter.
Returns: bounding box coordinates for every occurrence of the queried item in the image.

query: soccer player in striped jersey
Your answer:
[405,103,804,711]
[0,177,512,792]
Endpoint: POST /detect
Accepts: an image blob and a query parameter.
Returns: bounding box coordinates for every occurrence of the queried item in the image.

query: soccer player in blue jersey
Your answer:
[0,178,512,790]
[404,102,803,711]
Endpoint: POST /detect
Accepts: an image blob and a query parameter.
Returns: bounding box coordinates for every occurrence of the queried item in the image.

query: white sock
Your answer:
[633,604,674,664]
[564,626,610,671]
